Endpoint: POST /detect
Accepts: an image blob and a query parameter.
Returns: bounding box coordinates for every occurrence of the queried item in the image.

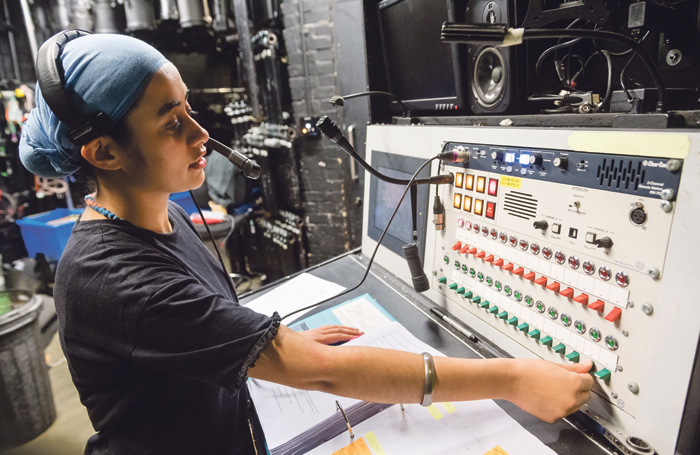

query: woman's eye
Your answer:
[167,121,181,131]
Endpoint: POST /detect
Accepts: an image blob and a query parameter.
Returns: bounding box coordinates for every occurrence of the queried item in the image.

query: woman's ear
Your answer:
[80,136,122,171]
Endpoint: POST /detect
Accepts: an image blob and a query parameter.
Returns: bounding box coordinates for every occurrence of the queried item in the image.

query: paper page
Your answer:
[306,400,557,455]
[289,294,395,333]
[243,273,345,323]
[344,321,444,358]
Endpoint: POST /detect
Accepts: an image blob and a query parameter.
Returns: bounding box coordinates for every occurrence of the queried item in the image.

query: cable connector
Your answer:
[433,194,445,231]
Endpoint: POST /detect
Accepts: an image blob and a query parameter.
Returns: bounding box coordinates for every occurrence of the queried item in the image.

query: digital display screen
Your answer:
[519,154,531,166]
[505,152,516,164]
[373,166,413,244]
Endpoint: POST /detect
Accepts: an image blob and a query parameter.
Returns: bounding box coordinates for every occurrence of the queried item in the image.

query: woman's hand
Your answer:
[299,325,364,345]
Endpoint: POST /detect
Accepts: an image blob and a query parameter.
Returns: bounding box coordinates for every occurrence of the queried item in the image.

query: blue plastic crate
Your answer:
[16,208,83,261]
[169,191,198,216]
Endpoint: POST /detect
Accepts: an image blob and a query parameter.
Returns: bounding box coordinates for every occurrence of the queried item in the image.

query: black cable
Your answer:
[621,52,638,101]
[281,156,438,322]
[535,38,581,90]
[594,50,613,113]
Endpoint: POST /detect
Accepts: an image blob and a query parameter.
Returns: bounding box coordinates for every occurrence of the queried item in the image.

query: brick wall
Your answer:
[281,0,353,265]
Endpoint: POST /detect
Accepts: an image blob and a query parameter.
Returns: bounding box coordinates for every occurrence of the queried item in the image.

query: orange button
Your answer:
[465,174,474,190]
[474,199,484,216]
[523,272,535,281]
[493,258,504,267]
[453,193,462,209]
[455,172,464,188]
[502,263,514,272]
[574,294,589,305]
[546,282,561,292]
[559,287,575,298]
[588,300,605,312]
[476,176,486,193]
[484,255,494,263]
[459,244,470,254]
[605,307,622,322]
[513,267,524,276]
[534,276,548,286]
[476,251,485,259]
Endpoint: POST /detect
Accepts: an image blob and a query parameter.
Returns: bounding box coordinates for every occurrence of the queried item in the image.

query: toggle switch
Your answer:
[595,369,611,381]
[513,267,524,276]
[541,336,553,346]
[452,241,462,251]
[507,317,518,326]
[528,329,541,340]
[553,343,567,354]
[517,322,529,332]
[468,247,477,255]
[460,244,470,254]
[588,300,605,312]
[502,263,514,272]
[574,294,589,305]
[546,282,561,292]
[497,311,508,319]
[476,251,486,259]
[534,276,548,286]
[565,351,580,363]
[493,258,504,267]
[559,288,575,298]
[605,307,622,322]
[523,272,536,281]
[484,255,494,263]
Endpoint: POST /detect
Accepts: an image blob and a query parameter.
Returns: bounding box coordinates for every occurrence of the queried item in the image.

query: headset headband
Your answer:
[36,30,112,146]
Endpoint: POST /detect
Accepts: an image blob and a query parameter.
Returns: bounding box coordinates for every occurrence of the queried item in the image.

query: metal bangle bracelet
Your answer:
[420,352,436,407]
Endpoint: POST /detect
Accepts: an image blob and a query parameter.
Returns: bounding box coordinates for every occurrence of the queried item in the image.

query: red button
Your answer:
[588,300,605,312]
[605,307,622,322]
[488,178,499,196]
[513,267,524,276]
[452,241,462,251]
[468,247,477,255]
[493,258,504,267]
[484,255,494,263]
[534,276,548,286]
[459,244,470,254]
[559,287,575,298]
[573,294,589,305]
[523,272,535,281]
[546,282,561,292]
[485,202,496,220]
[502,263,514,272]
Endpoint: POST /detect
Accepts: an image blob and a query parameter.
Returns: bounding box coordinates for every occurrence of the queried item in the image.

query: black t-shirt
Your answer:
[54,201,280,455]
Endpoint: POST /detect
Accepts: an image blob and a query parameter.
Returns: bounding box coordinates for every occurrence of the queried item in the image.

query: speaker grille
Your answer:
[504,191,538,220]
[596,159,646,191]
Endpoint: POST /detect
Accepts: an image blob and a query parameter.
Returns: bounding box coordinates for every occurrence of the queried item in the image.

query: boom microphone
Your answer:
[205,138,262,179]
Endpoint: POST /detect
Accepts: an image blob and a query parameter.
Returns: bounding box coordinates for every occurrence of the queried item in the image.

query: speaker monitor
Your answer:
[463,0,525,114]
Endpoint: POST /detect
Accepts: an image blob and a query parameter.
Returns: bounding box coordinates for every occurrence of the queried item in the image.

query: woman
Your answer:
[20,33,593,455]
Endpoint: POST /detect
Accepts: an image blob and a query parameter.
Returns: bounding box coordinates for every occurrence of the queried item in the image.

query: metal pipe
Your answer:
[3,0,21,81]
[19,0,38,64]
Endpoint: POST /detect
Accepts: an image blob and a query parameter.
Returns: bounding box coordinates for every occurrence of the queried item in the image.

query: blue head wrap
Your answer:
[20,34,169,178]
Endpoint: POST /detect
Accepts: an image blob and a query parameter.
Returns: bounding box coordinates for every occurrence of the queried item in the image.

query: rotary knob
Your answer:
[491,151,503,161]
[533,220,548,230]
[553,156,568,170]
[529,154,543,166]
[595,237,614,249]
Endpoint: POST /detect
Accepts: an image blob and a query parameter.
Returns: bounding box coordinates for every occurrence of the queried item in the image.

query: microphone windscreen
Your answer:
[403,243,430,293]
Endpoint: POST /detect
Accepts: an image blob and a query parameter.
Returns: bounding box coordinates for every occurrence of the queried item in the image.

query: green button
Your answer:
[517,323,529,332]
[448,283,458,290]
[454,260,460,269]
[462,264,468,273]
[456,287,466,294]
[488,306,499,314]
[565,351,580,363]
[595,369,611,381]
[504,285,512,296]
[541,336,553,346]
[469,268,476,277]
[471,296,482,304]
[553,343,566,354]
[486,276,493,286]
[438,277,447,284]
[478,300,490,309]
[507,316,518,325]
[444,255,449,264]
[497,311,508,320]
[463,291,473,299]
[495,281,502,291]
[528,329,541,340]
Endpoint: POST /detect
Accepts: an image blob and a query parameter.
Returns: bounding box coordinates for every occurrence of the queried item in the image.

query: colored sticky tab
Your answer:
[425,404,444,420]
[456,287,466,294]
[463,291,474,299]
[440,402,457,413]
[566,351,580,363]
[497,311,508,319]
[331,437,373,455]
[507,316,518,325]
[364,432,387,455]
[479,300,490,309]
[595,369,612,381]
[438,277,447,284]
[541,336,553,346]
[517,322,529,332]
[553,343,567,354]
[483,446,511,455]
[488,306,499,314]
[528,329,541,340]
[471,296,482,304]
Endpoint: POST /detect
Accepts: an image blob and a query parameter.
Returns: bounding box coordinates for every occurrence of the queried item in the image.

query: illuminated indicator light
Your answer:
[534,276,548,286]
[476,176,486,193]
[519,153,531,166]
[451,241,462,251]
[605,307,622,322]
[499,231,508,243]
[616,271,630,287]
[555,251,566,264]
[546,282,561,292]
[595,369,611,381]
[481,225,489,236]
[485,276,493,286]
[479,300,490,308]
[463,196,472,212]
[548,307,559,319]
[536,301,545,313]
[493,258,504,267]
[485,202,496,220]
[454,260,460,269]
[455,173,464,188]
[519,239,529,251]
[568,256,580,270]
[588,300,605,312]
[531,243,540,255]
[507,317,518,326]
[477,271,484,282]
[583,261,596,275]
[474,199,484,216]
[448,283,458,290]
[476,251,486,259]
[497,311,508,320]
[513,267,524,276]
[302,128,308,134]
[473,223,480,232]
[574,294,589,305]
[599,266,611,281]
[575,320,586,334]
[453,193,462,209]
[465,220,472,230]
[528,329,541,339]
[468,247,477,255]
[525,295,534,307]
[443,255,449,264]
[471,296,482,304]
[490,228,498,239]
[488,306,499,314]
[553,343,566,354]
[504,285,512,296]
[509,235,518,247]
[469,268,476,277]
[542,247,553,260]
[505,152,516,163]
[565,351,580,363]
[561,313,572,326]
[456,287,466,294]
[484,255,495,263]
[523,272,535,281]
[459,244,470,254]
[494,280,502,291]
[559,287,575,298]
[438,277,447,284]
[465,175,475,190]
[488,178,499,196]
[502,263,514,272]
[605,335,619,351]
[541,336,553,346]
[589,327,602,342]
[457,218,465,228]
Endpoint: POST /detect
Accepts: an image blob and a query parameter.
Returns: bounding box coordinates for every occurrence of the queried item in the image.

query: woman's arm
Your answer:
[248,325,593,424]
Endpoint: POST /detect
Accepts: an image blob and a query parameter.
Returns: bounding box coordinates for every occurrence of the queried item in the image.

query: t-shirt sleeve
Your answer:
[131,265,280,392]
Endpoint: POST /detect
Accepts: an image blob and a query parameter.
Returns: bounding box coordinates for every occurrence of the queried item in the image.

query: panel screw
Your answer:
[432,270,438,276]
[647,267,660,279]
[666,159,681,172]
[617,365,624,372]
[611,392,618,399]
[641,303,654,315]
[628,301,634,308]
[622,330,629,337]
[628,382,640,394]
[660,200,673,213]
[660,188,675,200]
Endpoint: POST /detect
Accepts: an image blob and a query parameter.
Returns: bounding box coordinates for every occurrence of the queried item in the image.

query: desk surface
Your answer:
[242,252,619,455]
